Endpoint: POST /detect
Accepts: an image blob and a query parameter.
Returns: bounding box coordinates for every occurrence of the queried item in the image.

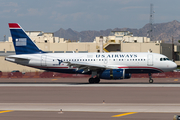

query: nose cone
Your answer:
[171,62,177,71]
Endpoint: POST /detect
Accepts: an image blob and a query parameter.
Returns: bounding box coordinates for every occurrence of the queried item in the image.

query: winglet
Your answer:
[8,23,21,29]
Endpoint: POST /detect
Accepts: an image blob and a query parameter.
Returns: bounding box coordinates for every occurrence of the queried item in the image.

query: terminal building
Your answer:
[0,30,179,72]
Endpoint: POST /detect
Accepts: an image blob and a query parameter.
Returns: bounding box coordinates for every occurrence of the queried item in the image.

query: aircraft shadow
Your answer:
[0,82,180,85]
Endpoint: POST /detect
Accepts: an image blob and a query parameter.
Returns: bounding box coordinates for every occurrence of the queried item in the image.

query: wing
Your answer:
[63,61,121,73]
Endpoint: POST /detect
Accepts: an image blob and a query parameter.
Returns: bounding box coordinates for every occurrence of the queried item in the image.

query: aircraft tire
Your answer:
[89,78,95,83]
[94,77,100,83]
[149,79,153,83]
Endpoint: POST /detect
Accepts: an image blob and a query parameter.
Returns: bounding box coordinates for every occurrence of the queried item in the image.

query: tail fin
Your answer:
[8,23,45,54]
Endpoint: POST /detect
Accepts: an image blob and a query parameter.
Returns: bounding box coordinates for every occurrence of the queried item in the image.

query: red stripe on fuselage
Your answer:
[9,23,21,28]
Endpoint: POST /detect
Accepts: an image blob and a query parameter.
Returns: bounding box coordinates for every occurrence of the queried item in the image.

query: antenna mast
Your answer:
[148,4,154,41]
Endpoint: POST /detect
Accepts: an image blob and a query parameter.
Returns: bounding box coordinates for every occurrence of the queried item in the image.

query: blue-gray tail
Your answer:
[8,23,45,54]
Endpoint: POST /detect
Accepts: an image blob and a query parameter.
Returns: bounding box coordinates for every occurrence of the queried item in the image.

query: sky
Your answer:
[0,0,180,41]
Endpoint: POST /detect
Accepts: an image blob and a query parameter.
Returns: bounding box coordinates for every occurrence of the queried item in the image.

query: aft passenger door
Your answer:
[147,54,153,66]
[41,55,47,66]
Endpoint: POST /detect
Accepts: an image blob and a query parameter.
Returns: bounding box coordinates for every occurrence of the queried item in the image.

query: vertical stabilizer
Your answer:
[8,23,44,54]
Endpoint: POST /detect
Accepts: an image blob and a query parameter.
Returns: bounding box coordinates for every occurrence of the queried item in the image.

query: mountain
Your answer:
[54,20,180,43]
[54,28,112,42]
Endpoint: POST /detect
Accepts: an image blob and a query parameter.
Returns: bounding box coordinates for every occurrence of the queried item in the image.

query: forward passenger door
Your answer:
[147,54,153,66]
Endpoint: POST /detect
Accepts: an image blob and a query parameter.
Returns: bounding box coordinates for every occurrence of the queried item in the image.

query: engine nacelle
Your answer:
[99,69,131,80]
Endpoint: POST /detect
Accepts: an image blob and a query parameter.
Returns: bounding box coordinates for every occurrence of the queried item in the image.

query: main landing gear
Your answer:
[89,77,100,83]
[148,73,153,83]
[89,71,100,83]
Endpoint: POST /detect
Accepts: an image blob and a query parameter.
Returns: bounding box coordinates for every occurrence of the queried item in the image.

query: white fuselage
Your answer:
[7,23,177,83]
[6,52,177,74]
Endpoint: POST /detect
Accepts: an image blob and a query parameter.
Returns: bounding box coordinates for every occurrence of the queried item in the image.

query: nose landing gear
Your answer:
[148,73,153,83]
[149,79,153,83]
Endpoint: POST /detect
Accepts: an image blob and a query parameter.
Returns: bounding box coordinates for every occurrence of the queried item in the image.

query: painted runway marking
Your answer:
[174,79,178,81]
[51,79,57,81]
[112,112,138,117]
[0,110,13,114]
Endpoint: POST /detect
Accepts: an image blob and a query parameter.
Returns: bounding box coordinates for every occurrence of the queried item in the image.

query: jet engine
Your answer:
[99,69,131,80]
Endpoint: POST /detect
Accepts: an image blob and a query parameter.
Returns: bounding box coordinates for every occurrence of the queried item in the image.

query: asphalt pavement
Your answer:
[0,77,180,120]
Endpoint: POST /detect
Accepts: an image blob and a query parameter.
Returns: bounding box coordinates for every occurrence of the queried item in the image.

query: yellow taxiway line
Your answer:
[51,79,57,81]
[112,112,138,117]
[0,110,13,114]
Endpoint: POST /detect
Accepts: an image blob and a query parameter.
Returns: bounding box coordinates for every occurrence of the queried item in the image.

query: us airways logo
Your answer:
[15,38,27,46]
[96,54,137,58]
[53,59,63,66]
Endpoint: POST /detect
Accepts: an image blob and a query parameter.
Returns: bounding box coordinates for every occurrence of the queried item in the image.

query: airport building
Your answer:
[0,30,180,72]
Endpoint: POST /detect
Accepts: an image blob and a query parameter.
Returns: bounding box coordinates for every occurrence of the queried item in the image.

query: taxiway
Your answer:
[0,78,180,120]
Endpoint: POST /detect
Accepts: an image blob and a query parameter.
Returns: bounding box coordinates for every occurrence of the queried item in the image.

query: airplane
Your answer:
[5,23,177,83]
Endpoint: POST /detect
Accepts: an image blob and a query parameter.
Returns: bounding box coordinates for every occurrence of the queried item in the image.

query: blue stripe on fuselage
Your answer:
[38,68,91,74]
[125,68,162,73]
[35,67,161,74]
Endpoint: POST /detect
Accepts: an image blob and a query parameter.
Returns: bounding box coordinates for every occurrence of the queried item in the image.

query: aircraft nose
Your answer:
[171,62,177,70]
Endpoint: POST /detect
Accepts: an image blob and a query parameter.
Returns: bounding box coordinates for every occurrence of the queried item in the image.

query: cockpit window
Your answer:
[160,58,170,61]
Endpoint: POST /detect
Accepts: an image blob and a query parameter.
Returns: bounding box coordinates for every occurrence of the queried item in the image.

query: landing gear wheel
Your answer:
[94,77,100,83]
[149,79,153,83]
[89,78,94,83]
[89,77,100,83]
[148,73,154,83]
